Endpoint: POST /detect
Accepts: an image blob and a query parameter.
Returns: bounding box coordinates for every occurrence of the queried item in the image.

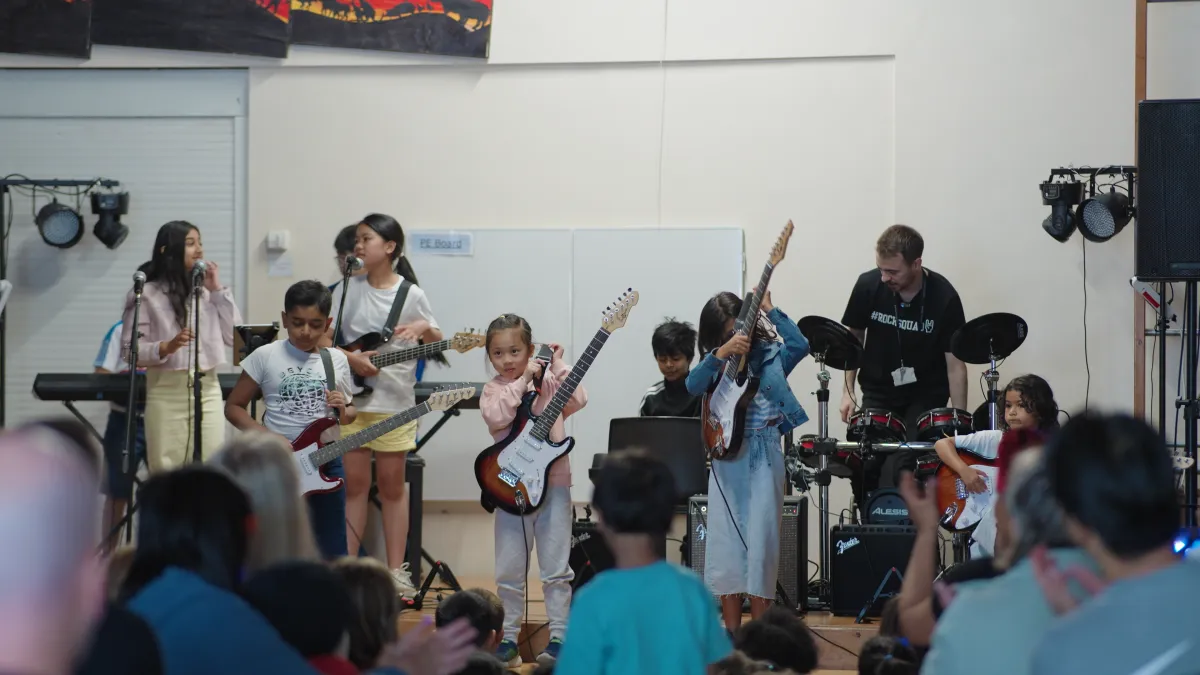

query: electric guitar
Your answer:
[339,330,485,397]
[701,221,794,460]
[291,385,476,496]
[474,289,638,516]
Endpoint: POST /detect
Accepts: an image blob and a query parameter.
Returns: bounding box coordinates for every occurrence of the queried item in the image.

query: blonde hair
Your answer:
[210,432,318,573]
[331,556,401,670]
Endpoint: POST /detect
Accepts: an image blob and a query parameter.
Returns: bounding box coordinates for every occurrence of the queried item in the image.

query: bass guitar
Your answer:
[291,385,476,496]
[701,221,794,460]
[475,289,638,515]
[340,330,485,397]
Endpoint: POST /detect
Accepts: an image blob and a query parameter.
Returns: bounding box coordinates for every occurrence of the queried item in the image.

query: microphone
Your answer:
[192,260,208,285]
[344,255,363,273]
[1131,277,1178,324]
[132,270,146,294]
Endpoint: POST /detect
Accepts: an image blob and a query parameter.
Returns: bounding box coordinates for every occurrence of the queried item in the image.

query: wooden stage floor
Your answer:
[396,576,875,673]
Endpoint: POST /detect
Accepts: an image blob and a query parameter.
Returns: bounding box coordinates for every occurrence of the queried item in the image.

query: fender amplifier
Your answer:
[685,495,808,611]
[830,524,929,617]
[569,520,615,593]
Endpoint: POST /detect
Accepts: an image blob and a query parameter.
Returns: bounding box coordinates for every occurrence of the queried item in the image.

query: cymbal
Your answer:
[950,312,1028,365]
[797,316,862,371]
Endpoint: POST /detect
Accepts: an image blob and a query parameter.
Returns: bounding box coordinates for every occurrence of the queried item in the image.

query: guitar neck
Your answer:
[311,402,430,466]
[721,262,776,378]
[530,329,610,441]
[370,339,453,368]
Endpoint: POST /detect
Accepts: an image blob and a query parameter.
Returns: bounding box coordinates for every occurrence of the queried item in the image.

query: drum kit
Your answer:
[792,311,1028,606]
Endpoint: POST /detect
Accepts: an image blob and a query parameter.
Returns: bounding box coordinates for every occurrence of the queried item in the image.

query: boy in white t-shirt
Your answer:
[225,280,357,559]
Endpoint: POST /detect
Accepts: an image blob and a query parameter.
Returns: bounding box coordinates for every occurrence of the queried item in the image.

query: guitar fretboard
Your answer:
[309,402,431,466]
[369,339,454,368]
[721,262,776,379]
[530,329,610,441]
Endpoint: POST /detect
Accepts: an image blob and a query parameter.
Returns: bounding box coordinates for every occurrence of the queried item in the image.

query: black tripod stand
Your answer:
[1172,283,1198,528]
[403,406,465,610]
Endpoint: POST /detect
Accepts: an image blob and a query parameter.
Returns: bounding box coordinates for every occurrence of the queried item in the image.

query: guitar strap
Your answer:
[318,348,337,391]
[381,279,413,343]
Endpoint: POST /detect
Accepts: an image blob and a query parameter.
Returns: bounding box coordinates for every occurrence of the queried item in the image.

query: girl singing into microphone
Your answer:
[122,221,242,472]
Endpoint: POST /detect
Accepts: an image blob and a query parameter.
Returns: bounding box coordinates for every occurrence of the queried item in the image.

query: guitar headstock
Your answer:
[768,220,794,266]
[601,288,639,332]
[427,385,477,411]
[451,330,486,353]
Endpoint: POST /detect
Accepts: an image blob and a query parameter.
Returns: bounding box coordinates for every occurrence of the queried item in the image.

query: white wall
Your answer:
[0,0,1142,577]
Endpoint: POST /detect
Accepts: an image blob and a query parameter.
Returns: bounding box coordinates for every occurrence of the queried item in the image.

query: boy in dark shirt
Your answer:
[639,319,702,418]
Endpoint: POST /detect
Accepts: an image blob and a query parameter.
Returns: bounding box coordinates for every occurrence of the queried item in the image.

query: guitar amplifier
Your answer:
[830,524,929,617]
[686,495,807,611]
[569,520,614,593]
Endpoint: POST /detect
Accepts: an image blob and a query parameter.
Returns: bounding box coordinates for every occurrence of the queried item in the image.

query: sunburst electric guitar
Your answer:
[474,289,638,515]
[291,385,476,496]
[339,330,485,397]
[701,221,794,460]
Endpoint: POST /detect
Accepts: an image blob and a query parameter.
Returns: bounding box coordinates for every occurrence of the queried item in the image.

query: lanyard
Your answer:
[892,272,927,368]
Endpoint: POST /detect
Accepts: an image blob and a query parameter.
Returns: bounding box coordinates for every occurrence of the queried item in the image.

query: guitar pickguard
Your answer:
[707,376,749,449]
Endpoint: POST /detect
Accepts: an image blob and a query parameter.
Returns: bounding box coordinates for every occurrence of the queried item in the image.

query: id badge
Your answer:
[892,366,917,387]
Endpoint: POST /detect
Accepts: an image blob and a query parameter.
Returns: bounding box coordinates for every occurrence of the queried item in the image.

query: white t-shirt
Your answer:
[240,339,354,443]
[330,275,438,414]
[953,429,1003,557]
[95,321,132,413]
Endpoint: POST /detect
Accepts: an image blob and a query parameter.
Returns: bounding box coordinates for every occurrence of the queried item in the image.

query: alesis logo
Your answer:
[836,537,860,555]
[872,506,909,518]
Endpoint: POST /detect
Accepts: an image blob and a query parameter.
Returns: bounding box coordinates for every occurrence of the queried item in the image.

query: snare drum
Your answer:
[798,433,859,478]
[846,409,907,444]
[915,407,974,443]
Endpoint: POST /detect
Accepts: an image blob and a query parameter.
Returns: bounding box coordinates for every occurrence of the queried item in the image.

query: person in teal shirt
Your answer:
[555,451,732,675]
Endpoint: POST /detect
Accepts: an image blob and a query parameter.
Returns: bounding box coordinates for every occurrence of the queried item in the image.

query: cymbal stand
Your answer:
[813,357,832,607]
[984,341,1001,431]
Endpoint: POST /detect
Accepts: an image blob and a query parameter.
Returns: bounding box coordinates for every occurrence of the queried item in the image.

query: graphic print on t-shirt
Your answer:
[868,311,936,335]
[278,367,328,419]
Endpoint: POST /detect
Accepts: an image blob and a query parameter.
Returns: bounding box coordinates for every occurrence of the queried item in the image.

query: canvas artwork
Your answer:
[91,0,290,57]
[290,0,491,59]
[0,0,93,58]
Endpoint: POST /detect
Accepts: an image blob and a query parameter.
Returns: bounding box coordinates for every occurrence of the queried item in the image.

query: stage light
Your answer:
[1078,188,1133,243]
[1041,180,1083,242]
[91,192,130,250]
[35,199,84,248]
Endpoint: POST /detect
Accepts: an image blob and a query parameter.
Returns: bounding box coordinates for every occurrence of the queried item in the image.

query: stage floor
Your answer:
[395,575,876,672]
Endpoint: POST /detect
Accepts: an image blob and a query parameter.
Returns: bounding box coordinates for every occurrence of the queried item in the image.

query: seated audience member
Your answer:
[921,449,1098,675]
[453,652,507,675]
[1030,414,1200,675]
[435,589,503,652]
[242,561,358,675]
[0,426,108,675]
[211,432,320,574]
[332,557,402,671]
[120,466,318,675]
[857,636,919,675]
[639,319,702,417]
[733,605,817,673]
[555,451,732,674]
[711,651,800,675]
[531,664,555,675]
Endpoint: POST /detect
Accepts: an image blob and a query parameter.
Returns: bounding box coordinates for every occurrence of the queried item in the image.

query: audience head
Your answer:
[1003,374,1059,433]
[998,448,1073,566]
[858,636,919,675]
[995,428,1045,494]
[0,426,106,670]
[651,318,697,381]
[211,433,319,575]
[878,596,902,637]
[435,589,502,651]
[332,556,400,670]
[733,605,818,674]
[243,561,357,659]
[21,417,102,480]
[120,466,252,601]
[875,225,923,292]
[712,650,799,675]
[485,313,534,377]
[592,450,676,541]
[455,652,507,675]
[1044,413,1179,563]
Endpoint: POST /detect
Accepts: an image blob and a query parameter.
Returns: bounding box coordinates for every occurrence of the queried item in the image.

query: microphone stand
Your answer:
[332,264,353,347]
[191,276,204,463]
[103,277,145,550]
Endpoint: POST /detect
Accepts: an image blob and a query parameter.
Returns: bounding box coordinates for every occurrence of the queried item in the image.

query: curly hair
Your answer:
[1004,374,1059,432]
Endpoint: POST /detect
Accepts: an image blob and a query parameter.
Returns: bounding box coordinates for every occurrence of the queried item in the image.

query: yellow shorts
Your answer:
[341,412,418,453]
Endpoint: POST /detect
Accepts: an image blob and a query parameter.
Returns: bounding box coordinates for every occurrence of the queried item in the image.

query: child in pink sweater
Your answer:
[479,313,587,668]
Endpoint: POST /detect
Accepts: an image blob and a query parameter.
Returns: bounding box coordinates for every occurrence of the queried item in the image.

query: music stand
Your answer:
[234,323,280,420]
[606,417,708,505]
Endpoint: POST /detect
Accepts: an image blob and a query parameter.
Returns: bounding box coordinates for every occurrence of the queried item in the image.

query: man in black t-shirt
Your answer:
[839,225,968,511]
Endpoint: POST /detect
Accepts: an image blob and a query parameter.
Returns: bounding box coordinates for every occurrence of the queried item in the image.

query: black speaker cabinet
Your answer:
[685,495,808,611]
[1137,99,1200,280]
[830,524,929,617]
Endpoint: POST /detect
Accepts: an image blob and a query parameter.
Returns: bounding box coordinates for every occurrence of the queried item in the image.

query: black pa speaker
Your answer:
[830,524,931,617]
[1137,99,1200,280]
[685,495,808,611]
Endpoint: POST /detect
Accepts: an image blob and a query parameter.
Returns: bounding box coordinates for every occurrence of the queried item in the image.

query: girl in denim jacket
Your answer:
[686,291,810,631]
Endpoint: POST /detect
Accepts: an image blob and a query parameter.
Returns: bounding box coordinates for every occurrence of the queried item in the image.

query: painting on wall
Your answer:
[0,0,93,58]
[90,0,290,57]
[290,0,491,59]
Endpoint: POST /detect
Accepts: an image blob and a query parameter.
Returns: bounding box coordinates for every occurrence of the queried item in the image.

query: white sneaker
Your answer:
[390,564,418,599]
